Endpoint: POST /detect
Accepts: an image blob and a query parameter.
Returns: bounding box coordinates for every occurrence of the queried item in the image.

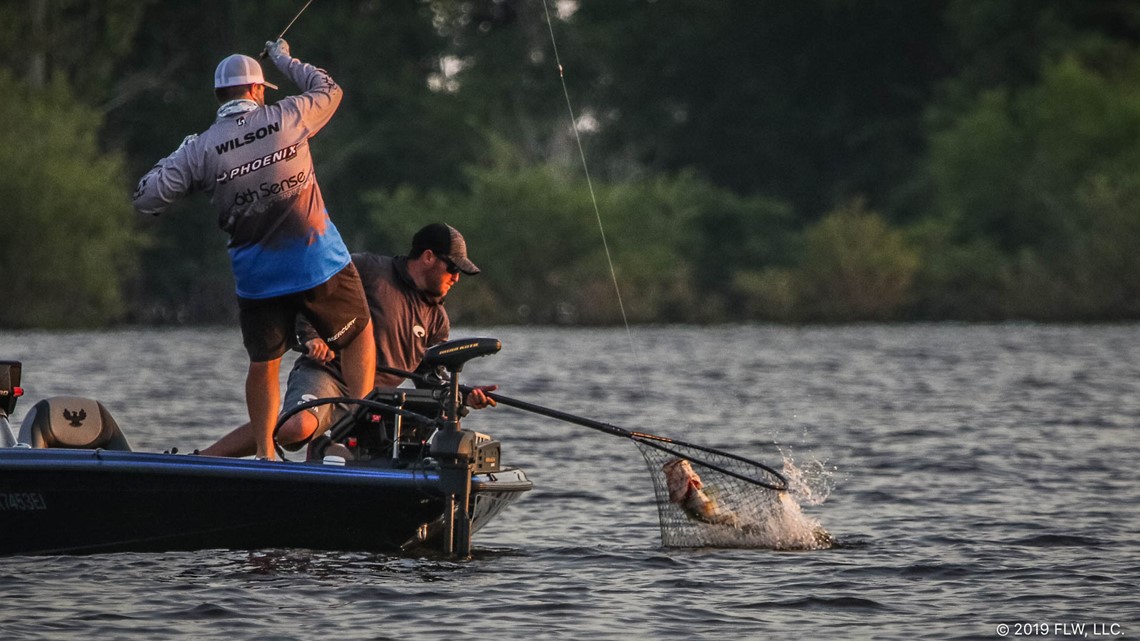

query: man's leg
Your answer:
[200,422,256,457]
[247,357,281,460]
[205,359,347,457]
[200,412,321,458]
[306,264,375,399]
[339,318,376,398]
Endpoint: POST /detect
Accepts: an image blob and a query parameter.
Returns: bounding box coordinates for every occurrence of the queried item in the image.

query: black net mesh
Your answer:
[634,438,832,550]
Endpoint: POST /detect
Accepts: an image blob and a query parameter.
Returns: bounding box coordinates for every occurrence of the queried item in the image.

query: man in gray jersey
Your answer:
[133,39,376,460]
[201,223,496,457]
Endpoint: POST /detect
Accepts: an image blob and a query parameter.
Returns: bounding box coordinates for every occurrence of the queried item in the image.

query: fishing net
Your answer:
[633,437,832,550]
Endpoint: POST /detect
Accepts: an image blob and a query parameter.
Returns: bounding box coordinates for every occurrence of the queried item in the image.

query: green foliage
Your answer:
[1064,172,1140,319]
[932,56,1140,251]
[924,52,1140,319]
[907,218,1012,320]
[793,202,920,321]
[3,1,1140,325]
[0,73,139,328]
[0,0,147,102]
[941,0,1140,96]
[433,0,569,165]
[360,165,794,324]
[571,0,952,218]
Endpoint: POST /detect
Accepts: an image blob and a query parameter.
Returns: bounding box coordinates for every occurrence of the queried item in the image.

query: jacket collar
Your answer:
[216,99,260,120]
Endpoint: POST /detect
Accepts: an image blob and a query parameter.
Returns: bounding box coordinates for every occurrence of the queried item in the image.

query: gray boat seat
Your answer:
[18,396,132,451]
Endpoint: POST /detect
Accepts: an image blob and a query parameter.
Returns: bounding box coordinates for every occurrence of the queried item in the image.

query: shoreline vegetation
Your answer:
[3,2,1139,328]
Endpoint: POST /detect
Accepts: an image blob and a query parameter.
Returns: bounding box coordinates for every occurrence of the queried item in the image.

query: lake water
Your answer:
[1,324,1137,640]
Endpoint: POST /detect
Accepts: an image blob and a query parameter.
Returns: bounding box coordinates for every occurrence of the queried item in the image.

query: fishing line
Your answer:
[534,6,826,548]
[539,1,647,398]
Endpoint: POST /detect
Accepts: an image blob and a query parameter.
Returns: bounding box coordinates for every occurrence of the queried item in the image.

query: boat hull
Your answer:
[0,449,531,556]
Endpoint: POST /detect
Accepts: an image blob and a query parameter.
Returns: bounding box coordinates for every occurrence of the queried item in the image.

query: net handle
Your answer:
[375,365,788,492]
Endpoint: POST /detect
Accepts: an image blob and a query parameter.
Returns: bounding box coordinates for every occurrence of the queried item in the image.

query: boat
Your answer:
[0,337,532,557]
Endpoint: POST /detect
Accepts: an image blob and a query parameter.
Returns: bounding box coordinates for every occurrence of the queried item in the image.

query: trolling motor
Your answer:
[425,337,502,558]
[0,361,24,447]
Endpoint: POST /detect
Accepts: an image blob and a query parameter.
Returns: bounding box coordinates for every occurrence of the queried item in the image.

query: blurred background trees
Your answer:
[2,0,1139,327]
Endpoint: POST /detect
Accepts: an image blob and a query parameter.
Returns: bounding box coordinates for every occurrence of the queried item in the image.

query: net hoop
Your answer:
[630,434,787,491]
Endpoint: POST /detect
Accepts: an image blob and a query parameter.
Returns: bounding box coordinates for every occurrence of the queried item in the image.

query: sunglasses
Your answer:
[438,254,461,275]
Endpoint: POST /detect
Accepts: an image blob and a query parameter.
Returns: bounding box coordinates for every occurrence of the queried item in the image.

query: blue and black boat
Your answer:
[0,338,531,557]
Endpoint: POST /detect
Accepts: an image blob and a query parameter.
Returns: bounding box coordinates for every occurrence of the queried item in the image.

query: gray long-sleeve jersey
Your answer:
[132,51,350,300]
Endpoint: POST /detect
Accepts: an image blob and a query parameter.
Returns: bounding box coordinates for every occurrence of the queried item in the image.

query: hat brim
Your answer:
[450,256,480,275]
[214,80,279,90]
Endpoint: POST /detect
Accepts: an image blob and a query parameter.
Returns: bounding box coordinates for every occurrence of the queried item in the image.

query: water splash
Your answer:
[714,491,832,551]
[780,451,839,507]
[720,453,836,551]
[645,448,836,551]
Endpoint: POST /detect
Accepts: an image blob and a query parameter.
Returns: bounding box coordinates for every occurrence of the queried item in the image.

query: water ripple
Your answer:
[2,325,1139,640]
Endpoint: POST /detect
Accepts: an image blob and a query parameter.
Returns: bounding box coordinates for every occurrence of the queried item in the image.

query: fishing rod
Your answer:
[376,365,788,492]
[260,0,316,59]
[275,0,315,41]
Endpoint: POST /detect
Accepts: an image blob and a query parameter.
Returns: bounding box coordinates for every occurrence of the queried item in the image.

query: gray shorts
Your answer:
[280,362,351,449]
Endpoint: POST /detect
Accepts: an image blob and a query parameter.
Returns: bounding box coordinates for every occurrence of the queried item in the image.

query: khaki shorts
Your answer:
[279,361,351,450]
[237,263,369,362]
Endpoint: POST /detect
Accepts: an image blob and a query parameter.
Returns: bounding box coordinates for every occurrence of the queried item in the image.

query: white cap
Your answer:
[214,54,278,90]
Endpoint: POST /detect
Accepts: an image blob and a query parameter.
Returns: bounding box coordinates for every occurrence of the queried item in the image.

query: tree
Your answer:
[0,73,139,327]
[0,0,147,98]
[923,51,1140,319]
[566,0,952,220]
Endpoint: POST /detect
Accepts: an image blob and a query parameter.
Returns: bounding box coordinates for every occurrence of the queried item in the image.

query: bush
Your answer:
[794,201,919,321]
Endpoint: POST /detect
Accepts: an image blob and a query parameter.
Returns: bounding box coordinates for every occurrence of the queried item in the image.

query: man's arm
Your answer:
[264,39,342,135]
[295,315,335,364]
[132,135,200,216]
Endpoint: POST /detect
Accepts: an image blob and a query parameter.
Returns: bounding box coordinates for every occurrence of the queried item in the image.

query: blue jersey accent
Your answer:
[230,216,351,299]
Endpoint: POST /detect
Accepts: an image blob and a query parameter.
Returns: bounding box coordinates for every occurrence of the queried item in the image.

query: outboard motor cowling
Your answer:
[18,396,131,451]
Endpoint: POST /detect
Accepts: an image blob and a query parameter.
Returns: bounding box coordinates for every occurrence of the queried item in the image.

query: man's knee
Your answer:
[278,411,318,446]
[248,358,281,375]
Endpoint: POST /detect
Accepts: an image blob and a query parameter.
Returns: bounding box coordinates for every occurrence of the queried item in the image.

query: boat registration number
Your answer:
[0,492,47,511]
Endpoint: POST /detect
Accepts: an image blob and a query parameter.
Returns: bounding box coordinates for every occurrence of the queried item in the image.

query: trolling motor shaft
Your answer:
[432,428,478,557]
[424,338,501,558]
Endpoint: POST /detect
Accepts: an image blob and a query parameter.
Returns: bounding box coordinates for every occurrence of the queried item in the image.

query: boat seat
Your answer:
[18,396,132,451]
